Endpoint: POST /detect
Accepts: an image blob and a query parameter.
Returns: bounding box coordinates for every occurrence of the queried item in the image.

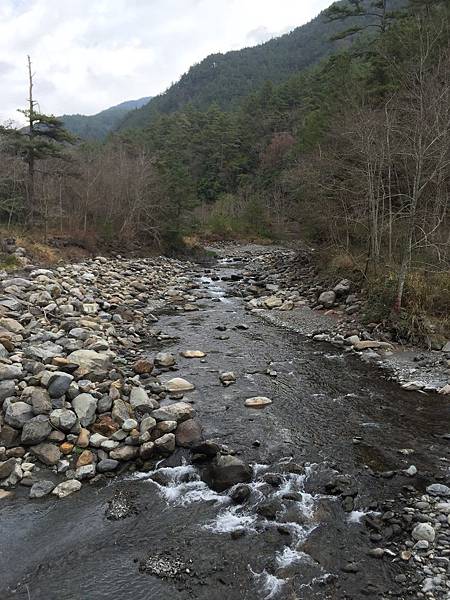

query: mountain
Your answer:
[61,97,151,140]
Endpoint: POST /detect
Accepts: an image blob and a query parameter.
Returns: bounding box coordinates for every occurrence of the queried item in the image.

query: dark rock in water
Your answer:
[191,440,220,457]
[256,499,282,520]
[342,496,354,512]
[29,480,55,498]
[263,473,283,487]
[202,455,252,492]
[230,484,251,504]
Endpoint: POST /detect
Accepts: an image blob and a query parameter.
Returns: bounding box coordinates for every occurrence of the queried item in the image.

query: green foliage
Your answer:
[60,97,151,141]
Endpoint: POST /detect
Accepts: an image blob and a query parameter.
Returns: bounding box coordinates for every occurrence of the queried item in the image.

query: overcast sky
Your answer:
[1,0,333,124]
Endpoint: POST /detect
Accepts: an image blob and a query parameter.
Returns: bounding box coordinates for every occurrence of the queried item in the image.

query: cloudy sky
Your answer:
[1,0,333,124]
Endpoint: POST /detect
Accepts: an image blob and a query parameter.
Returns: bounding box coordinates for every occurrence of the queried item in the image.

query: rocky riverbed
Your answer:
[1,245,450,600]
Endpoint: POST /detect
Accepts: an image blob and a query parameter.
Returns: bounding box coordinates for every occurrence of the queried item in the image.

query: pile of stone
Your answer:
[0,256,207,500]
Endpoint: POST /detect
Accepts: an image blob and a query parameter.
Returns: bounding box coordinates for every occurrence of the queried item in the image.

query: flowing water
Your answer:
[1,255,450,599]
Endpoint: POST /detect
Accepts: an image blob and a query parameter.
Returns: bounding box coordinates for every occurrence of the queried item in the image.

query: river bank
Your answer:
[1,246,450,599]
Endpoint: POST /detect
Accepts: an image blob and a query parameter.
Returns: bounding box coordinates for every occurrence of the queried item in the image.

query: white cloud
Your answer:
[0,0,333,124]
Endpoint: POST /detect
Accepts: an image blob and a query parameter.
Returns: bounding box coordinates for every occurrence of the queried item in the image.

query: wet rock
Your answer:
[31,443,61,466]
[97,459,119,473]
[52,479,82,498]
[72,393,97,427]
[230,483,251,503]
[180,350,206,358]
[21,415,52,445]
[155,352,176,367]
[203,455,252,492]
[29,480,55,499]
[244,396,272,409]
[257,499,282,520]
[164,378,195,393]
[175,419,202,447]
[5,401,34,428]
[264,296,283,309]
[219,372,236,386]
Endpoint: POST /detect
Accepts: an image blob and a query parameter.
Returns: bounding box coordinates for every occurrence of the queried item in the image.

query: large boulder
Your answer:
[152,402,193,423]
[72,393,97,427]
[21,415,52,445]
[202,455,252,492]
[5,401,34,428]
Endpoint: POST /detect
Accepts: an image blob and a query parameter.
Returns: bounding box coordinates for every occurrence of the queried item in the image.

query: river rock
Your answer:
[152,402,193,423]
[52,479,82,498]
[0,318,24,334]
[244,396,272,408]
[31,443,61,466]
[49,408,77,432]
[21,415,52,445]
[72,393,97,426]
[180,351,206,358]
[154,433,176,454]
[111,399,130,425]
[264,296,283,309]
[24,341,63,362]
[0,380,15,404]
[109,446,139,461]
[133,358,153,374]
[318,291,336,308]
[122,418,138,432]
[97,459,119,473]
[0,364,23,380]
[426,483,450,497]
[67,349,112,372]
[27,387,52,415]
[219,372,236,386]
[412,523,435,542]
[76,450,94,468]
[175,419,202,447]
[75,464,96,480]
[164,378,195,393]
[89,433,108,447]
[203,455,252,492]
[77,428,90,448]
[5,401,34,428]
[139,441,155,459]
[47,372,74,398]
[155,352,176,367]
[29,480,55,499]
[140,416,157,434]
[129,387,157,411]
[0,458,16,479]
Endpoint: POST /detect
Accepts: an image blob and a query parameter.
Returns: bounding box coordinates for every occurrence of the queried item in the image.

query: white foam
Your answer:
[276,547,309,568]
[252,463,269,476]
[250,569,285,599]
[205,506,257,533]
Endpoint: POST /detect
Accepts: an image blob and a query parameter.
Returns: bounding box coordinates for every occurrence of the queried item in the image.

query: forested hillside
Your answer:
[61,97,151,140]
[0,0,448,344]
[120,0,407,129]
